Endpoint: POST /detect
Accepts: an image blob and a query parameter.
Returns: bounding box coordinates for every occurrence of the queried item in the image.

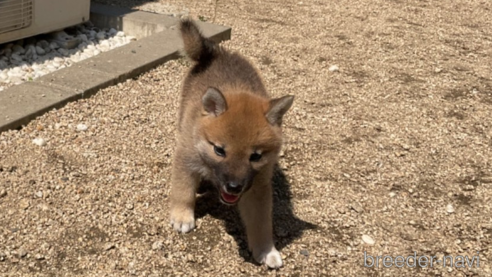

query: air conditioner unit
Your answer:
[0,0,90,45]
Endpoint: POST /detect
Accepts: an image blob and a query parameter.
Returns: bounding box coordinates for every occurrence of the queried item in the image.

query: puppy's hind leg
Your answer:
[238,171,283,269]
[169,157,199,233]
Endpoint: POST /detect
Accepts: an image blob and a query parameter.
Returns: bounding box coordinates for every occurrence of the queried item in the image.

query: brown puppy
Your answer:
[169,19,294,269]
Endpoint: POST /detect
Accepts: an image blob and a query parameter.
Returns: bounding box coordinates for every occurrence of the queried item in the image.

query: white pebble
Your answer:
[152,241,163,250]
[79,53,90,61]
[0,24,132,88]
[446,204,454,214]
[389,192,396,198]
[32,138,47,146]
[46,65,57,72]
[329,65,339,72]
[70,55,80,63]
[362,234,375,245]
[76,124,88,131]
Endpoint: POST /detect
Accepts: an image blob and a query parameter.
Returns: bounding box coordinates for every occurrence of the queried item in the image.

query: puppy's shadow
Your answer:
[195,164,317,264]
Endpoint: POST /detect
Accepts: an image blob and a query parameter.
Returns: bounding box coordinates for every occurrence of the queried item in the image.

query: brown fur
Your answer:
[169,19,294,268]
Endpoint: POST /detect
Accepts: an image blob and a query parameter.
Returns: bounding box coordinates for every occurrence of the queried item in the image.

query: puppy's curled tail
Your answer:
[179,19,217,63]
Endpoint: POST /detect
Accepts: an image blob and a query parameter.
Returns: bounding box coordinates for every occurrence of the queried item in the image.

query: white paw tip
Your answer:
[255,249,283,269]
[265,250,283,269]
[170,218,195,233]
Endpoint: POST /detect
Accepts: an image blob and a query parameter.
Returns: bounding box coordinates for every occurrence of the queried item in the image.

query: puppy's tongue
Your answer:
[221,191,239,203]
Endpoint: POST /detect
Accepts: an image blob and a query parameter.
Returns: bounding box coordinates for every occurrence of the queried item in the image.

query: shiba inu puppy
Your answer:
[169,19,294,269]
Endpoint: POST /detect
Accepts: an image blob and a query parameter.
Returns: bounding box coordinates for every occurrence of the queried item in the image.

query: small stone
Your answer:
[76,124,88,131]
[336,205,348,214]
[34,254,45,260]
[0,61,8,70]
[126,203,134,210]
[400,228,418,241]
[32,138,46,146]
[362,234,375,245]
[88,30,97,38]
[99,40,110,48]
[78,34,88,42]
[49,42,59,50]
[389,192,396,197]
[96,31,106,40]
[103,243,115,251]
[70,55,80,63]
[25,45,36,60]
[300,249,309,257]
[446,204,455,214]
[327,248,336,256]
[35,46,46,55]
[402,144,410,150]
[53,57,64,63]
[79,53,90,61]
[18,248,27,258]
[109,28,118,36]
[58,38,81,50]
[0,252,5,261]
[58,48,68,56]
[152,241,163,250]
[12,45,25,54]
[0,190,6,198]
[350,201,364,213]
[36,40,49,49]
[53,31,69,41]
[329,65,339,72]
[35,191,43,198]
[19,199,30,210]
[11,53,23,62]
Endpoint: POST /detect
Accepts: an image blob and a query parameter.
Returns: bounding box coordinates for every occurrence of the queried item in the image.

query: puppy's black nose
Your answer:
[225,181,242,194]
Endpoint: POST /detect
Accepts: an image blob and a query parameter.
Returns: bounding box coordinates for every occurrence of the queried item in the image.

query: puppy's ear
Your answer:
[266,95,294,126]
[202,87,227,116]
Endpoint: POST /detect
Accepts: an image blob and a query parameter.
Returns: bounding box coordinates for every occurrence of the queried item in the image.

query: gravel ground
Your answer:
[1,0,492,276]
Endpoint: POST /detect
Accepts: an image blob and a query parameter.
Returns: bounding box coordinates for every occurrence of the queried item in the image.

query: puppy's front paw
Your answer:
[254,247,283,269]
[170,209,195,233]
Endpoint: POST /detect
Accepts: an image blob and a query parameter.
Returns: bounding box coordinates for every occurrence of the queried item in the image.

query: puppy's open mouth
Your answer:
[219,189,241,205]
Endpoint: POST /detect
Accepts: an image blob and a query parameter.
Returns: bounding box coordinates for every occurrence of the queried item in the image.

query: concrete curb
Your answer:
[0,4,231,133]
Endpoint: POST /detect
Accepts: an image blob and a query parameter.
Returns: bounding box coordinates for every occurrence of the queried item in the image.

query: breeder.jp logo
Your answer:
[364,251,480,268]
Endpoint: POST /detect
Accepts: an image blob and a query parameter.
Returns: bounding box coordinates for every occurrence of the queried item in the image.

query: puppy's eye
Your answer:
[249,153,262,162]
[214,145,226,157]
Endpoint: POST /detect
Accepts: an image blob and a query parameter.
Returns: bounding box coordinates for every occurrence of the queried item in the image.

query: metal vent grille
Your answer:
[0,0,33,35]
